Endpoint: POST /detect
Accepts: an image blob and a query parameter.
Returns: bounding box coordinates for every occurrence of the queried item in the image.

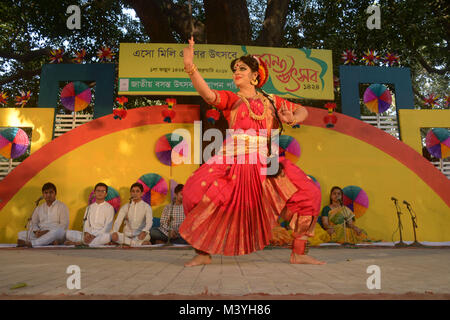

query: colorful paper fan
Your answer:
[342,186,369,218]
[278,135,301,163]
[155,133,188,166]
[363,84,392,114]
[307,175,321,192]
[0,127,29,159]
[60,81,92,112]
[136,173,168,206]
[425,128,450,159]
[88,185,121,213]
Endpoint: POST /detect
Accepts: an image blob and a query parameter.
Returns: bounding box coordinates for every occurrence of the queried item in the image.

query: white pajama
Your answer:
[112,200,153,246]
[65,201,114,247]
[17,200,69,246]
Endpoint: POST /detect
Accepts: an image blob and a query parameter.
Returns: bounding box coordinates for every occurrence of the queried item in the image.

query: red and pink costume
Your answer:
[179,90,321,257]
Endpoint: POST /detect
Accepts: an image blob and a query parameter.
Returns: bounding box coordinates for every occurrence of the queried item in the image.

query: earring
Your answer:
[251,78,258,86]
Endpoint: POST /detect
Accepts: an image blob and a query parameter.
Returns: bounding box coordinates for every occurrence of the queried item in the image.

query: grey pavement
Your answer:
[0,246,449,298]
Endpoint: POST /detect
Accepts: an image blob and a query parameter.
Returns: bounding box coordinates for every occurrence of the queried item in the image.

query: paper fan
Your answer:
[155,133,188,166]
[136,173,168,206]
[425,128,450,159]
[279,135,301,163]
[342,185,369,218]
[88,185,121,213]
[363,84,392,114]
[0,127,29,159]
[60,81,92,112]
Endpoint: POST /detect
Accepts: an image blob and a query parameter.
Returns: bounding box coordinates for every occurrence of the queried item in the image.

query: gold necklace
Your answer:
[237,92,268,121]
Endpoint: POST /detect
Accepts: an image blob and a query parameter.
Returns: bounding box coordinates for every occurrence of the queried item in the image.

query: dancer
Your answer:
[179,37,325,266]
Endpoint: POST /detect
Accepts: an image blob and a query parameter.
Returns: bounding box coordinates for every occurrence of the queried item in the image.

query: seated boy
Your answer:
[111,182,153,246]
[17,182,69,247]
[65,182,114,247]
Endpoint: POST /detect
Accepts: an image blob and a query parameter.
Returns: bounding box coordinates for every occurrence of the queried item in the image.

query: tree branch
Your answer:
[255,0,290,47]
[414,52,450,75]
[0,48,51,63]
[123,0,176,43]
[0,68,41,86]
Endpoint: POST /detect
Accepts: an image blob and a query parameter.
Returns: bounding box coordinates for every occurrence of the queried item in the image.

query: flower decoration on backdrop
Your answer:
[162,98,176,123]
[323,102,337,128]
[444,95,450,108]
[113,96,128,120]
[423,94,439,108]
[97,46,115,62]
[15,90,31,107]
[206,108,220,124]
[49,49,64,63]
[0,91,8,105]
[383,52,400,66]
[361,50,380,66]
[341,49,358,65]
[73,49,86,64]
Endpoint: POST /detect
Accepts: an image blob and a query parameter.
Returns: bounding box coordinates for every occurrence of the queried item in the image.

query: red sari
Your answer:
[179,90,321,256]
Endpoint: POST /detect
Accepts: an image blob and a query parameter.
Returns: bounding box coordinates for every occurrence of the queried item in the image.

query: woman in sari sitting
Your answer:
[317,186,369,244]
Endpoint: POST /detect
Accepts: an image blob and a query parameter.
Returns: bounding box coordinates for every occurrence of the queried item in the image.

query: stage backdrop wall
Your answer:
[0,106,449,243]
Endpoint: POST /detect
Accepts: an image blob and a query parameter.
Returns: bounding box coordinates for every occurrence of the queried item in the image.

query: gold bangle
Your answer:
[287,119,297,126]
[184,64,197,76]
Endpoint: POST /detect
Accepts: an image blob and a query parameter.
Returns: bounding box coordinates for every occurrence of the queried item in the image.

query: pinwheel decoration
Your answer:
[155,133,187,166]
[341,49,358,65]
[361,50,380,66]
[113,96,128,120]
[423,94,439,108]
[60,81,91,112]
[162,98,176,123]
[363,84,392,114]
[15,90,31,107]
[278,135,301,163]
[136,173,168,206]
[49,49,64,64]
[0,91,8,105]
[0,127,29,159]
[73,49,86,64]
[425,128,450,160]
[383,52,400,66]
[206,108,220,124]
[342,185,369,218]
[88,185,121,213]
[323,102,337,128]
[445,95,450,108]
[97,46,114,62]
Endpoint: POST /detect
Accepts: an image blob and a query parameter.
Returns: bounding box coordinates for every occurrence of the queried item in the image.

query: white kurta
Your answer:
[65,201,114,246]
[18,200,69,246]
[112,200,153,245]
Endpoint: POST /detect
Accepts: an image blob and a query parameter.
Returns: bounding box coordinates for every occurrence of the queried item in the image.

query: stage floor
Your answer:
[0,246,449,299]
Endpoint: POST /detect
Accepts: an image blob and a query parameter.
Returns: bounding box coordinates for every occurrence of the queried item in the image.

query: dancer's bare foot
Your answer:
[290,253,326,265]
[184,254,212,267]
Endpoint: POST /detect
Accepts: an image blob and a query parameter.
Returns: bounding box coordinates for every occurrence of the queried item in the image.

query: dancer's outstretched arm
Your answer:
[183,36,216,104]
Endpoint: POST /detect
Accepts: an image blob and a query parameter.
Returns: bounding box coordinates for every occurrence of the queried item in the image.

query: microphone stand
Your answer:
[80,205,91,248]
[25,198,42,243]
[122,198,133,248]
[166,202,174,246]
[404,201,423,247]
[391,198,407,247]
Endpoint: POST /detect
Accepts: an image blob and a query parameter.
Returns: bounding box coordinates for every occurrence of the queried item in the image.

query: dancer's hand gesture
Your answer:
[183,36,195,69]
[279,102,295,124]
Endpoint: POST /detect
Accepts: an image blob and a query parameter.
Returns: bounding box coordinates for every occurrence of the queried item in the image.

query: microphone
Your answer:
[35,196,43,205]
[391,197,398,202]
[403,200,411,206]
